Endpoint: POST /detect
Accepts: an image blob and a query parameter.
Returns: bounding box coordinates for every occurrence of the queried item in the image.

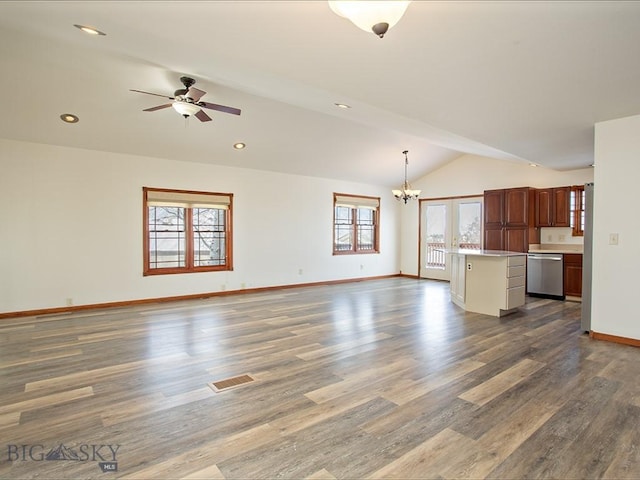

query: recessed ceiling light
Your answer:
[529,163,538,167]
[334,103,351,109]
[60,114,79,124]
[233,142,246,150]
[74,24,106,36]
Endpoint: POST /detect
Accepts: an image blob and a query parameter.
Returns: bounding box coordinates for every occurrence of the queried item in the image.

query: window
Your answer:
[143,187,233,275]
[333,193,380,254]
[570,185,585,236]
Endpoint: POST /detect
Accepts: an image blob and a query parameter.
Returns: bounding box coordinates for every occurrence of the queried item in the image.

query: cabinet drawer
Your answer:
[507,275,526,288]
[508,255,526,267]
[506,286,526,309]
[507,265,526,278]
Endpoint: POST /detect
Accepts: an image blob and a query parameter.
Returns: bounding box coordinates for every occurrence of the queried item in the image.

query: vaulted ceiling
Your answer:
[1,1,638,186]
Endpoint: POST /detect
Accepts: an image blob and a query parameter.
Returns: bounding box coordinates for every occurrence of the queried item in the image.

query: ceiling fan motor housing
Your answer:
[175,77,196,99]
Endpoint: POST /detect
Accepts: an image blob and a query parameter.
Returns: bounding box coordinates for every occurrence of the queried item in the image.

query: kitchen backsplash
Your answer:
[540,227,584,245]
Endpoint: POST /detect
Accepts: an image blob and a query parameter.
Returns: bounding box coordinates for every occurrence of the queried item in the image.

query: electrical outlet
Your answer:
[559,234,566,242]
[240,282,246,289]
[298,268,303,275]
[547,234,553,242]
[467,263,472,271]
[220,284,226,291]
[66,298,73,306]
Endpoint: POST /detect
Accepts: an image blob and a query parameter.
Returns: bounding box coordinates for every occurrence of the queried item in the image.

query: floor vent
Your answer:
[208,374,255,392]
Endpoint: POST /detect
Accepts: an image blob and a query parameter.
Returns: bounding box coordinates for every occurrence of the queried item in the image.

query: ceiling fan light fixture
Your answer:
[328,1,410,38]
[172,101,201,118]
[132,76,241,122]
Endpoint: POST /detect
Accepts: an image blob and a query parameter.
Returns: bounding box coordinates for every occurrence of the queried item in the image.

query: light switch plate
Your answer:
[609,233,619,245]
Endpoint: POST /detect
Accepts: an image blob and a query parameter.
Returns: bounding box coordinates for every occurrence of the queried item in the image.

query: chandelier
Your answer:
[328,1,411,38]
[392,150,421,203]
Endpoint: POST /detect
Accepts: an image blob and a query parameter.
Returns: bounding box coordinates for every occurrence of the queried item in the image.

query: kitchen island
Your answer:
[447,249,527,317]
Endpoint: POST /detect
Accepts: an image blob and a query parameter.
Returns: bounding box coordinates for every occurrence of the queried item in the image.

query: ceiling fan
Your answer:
[130,76,241,122]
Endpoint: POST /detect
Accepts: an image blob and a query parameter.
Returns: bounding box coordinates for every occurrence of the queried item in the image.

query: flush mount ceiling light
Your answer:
[60,113,79,123]
[171,101,201,118]
[233,142,246,150]
[73,24,106,36]
[328,0,411,38]
[392,150,421,203]
[335,103,351,109]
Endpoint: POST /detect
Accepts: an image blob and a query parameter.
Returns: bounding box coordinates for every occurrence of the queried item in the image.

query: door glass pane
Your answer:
[458,202,482,250]
[425,204,446,269]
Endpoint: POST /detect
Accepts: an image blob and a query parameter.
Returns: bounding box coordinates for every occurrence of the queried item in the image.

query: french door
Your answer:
[419,197,483,280]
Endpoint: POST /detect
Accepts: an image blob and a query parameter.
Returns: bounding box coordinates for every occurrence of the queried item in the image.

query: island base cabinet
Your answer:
[450,253,467,309]
[465,255,526,317]
[506,283,526,310]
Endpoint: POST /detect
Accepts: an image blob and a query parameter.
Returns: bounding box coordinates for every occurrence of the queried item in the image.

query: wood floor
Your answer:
[1,278,639,479]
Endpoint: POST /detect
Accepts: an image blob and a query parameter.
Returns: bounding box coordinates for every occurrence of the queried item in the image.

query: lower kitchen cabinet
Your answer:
[564,253,583,297]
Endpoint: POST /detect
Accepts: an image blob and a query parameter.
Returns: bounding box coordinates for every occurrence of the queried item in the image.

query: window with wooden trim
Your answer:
[570,185,585,236]
[333,193,380,254]
[143,187,233,275]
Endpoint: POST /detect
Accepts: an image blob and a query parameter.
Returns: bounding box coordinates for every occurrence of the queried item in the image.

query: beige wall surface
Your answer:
[593,114,640,340]
[0,139,399,314]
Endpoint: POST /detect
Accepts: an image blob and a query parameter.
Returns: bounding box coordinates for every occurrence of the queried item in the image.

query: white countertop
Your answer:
[442,248,526,257]
[528,244,583,254]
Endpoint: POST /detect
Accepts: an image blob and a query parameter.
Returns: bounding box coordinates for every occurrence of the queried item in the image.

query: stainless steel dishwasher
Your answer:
[527,253,564,299]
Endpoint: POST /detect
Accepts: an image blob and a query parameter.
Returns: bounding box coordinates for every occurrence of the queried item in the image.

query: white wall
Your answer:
[593,114,640,340]
[0,139,399,314]
[399,154,594,276]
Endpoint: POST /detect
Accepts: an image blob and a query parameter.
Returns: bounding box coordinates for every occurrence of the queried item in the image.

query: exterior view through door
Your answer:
[420,197,483,280]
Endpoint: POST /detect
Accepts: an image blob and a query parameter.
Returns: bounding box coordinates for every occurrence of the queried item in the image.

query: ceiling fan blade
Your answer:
[143,104,173,112]
[199,101,241,116]
[195,109,212,122]
[187,87,206,102]
[130,89,175,100]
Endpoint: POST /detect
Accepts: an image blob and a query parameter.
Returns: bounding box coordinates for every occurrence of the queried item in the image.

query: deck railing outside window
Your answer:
[426,242,481,269]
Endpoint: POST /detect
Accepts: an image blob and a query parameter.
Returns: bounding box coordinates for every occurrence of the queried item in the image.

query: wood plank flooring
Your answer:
[1,278,639,479]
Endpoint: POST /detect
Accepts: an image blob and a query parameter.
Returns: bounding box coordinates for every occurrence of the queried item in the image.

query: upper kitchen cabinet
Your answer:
[484,187,538,252]
[505,187,530,226]
[484,189,504,228]
[536,187,571,227]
